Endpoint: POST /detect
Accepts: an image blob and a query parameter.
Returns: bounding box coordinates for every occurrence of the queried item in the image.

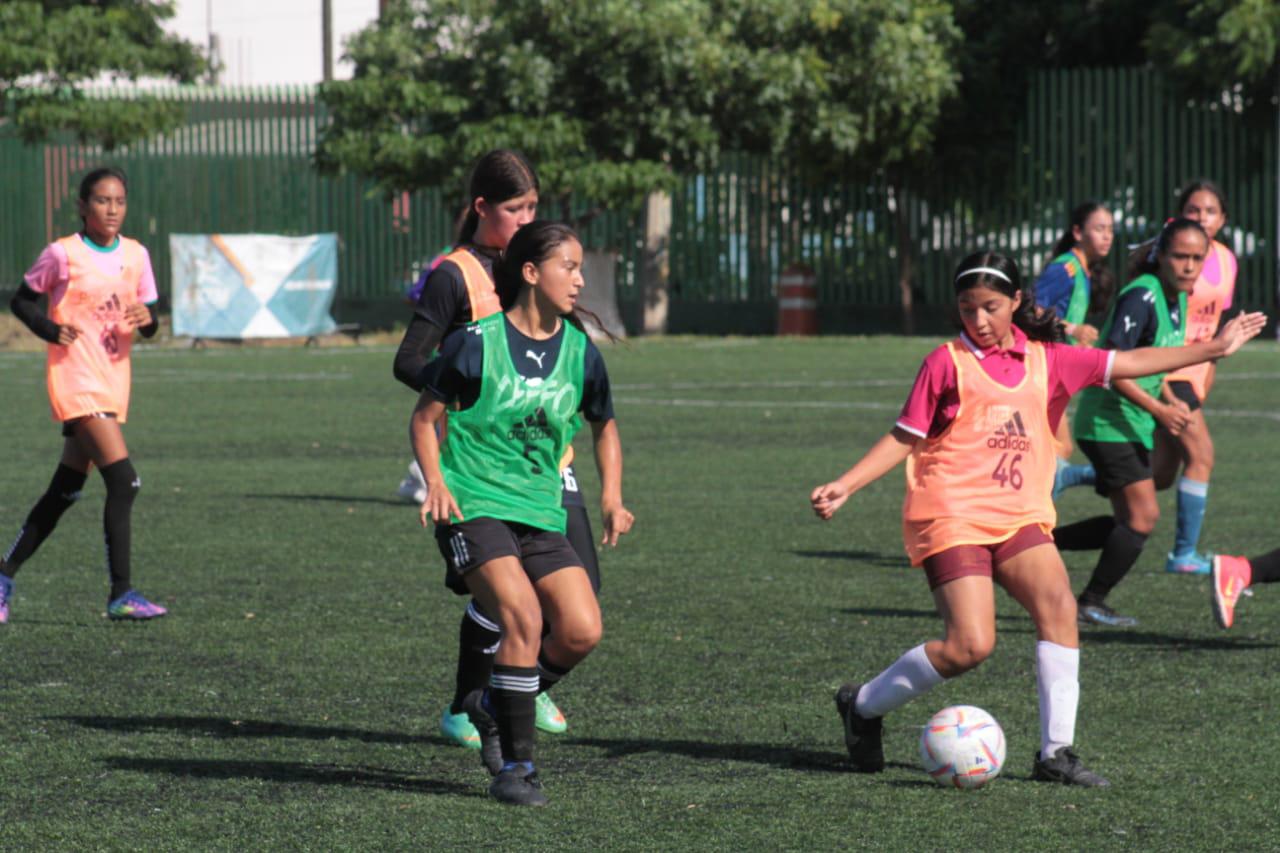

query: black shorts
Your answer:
[1077,439,1151,496]
[62,411,117,437]
[438,517,583,595]
[1166,380,1203,412]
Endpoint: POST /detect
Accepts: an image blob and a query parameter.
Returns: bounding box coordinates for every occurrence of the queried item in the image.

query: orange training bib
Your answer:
[46,236,144,423]
[901,340,1057,565]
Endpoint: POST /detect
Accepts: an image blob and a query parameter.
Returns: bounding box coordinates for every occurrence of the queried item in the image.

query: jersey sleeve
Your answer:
[580,341,615,422]
[1102,288,1156,351]
[1033,264,1074,319]
[896,347,955,438]
[136,244,159,304]
[414,261,471,329]
[1045,342,1114,395]
[421,325,483,406]
[23,243,68,294]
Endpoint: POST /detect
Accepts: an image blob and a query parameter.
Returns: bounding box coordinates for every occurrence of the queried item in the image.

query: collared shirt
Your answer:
[896,326,1115,439]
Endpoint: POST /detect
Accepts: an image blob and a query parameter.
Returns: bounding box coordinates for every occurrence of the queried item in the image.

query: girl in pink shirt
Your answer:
[810,251,1265,787]
[1,167,167,623]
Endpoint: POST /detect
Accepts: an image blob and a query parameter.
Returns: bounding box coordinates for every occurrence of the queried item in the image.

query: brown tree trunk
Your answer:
[891,172,915,335]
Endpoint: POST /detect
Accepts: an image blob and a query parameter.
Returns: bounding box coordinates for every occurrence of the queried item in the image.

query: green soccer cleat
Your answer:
[439,705,481,750]
[535,691,568,734]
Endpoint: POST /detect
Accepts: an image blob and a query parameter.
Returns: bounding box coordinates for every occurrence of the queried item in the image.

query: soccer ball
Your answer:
[919,705,1006,789]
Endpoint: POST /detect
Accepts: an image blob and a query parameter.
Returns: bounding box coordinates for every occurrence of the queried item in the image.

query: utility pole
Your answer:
[322,0,334,82]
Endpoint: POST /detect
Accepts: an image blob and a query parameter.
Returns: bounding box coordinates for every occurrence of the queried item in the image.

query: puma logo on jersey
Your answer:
[525,349,546,368]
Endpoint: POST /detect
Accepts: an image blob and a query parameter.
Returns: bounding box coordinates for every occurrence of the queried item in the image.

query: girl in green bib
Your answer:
[1035,202,1116,499]
[1056,218,1221,627]
[410,221,633,806]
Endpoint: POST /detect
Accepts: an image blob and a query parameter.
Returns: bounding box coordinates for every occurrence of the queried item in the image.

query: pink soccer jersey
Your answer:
[896,328,1114,440]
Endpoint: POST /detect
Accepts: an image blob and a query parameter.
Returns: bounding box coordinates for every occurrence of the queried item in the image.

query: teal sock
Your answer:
[1174,477,1209,557]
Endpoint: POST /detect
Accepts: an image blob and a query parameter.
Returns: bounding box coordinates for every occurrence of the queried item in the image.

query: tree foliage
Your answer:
[0,0,205,148]
[1145,0,1280,115]
[316,0,960,212]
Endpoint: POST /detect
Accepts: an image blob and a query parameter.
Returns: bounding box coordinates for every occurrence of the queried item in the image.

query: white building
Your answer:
[164,1,380,86]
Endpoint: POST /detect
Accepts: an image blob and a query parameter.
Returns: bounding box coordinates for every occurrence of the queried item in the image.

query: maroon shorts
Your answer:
[922,525,1054,591]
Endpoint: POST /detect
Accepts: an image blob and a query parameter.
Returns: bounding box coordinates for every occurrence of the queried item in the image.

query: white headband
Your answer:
[955,266,1012,285]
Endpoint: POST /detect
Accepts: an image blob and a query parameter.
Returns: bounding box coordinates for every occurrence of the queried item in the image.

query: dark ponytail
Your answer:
[455,149,539,245]
[954,251,1063,343]
[495,220,617,342]
[1126,217,1208,280]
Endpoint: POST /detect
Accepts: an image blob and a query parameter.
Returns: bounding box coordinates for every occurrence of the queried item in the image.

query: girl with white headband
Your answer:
[809,250,1266,786]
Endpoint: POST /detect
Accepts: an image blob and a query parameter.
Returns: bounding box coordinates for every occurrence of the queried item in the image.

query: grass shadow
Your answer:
[53,715,450,746]
[244,493,410,508]
[566,736,915,775]
[1074,629,1278,650]
[102,756,479,796]
[792,550,910,568]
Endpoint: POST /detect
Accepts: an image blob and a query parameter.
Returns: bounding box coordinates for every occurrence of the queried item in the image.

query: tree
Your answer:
[317,0,960,215]
[317,0,728,219]
[0,0,205,148]
[1145,0,1280,117]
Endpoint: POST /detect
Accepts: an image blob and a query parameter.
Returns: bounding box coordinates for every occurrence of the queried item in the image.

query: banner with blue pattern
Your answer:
[170,234,338,338]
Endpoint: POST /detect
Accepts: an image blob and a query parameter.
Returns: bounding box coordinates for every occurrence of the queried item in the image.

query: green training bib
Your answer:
[1050,250,1092,339]
[441,313,586,532]
[1073,274,1187,448]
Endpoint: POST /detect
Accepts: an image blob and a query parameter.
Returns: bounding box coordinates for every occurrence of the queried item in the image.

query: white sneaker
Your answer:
[395,460,427,504]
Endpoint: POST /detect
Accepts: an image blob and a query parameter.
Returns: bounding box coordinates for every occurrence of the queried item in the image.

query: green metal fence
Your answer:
[1,68,1275,323]
[670,68,1277,314]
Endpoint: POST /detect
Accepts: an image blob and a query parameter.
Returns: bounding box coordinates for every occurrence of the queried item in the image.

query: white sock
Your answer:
[408,460,426,488]
[1036,640,1080,758]
[855,644,944,718]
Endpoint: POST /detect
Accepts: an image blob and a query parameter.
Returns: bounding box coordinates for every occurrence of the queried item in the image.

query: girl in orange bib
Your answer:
[1155,180,1238,574]
[1,167,167,623]
[810,251,1266,787]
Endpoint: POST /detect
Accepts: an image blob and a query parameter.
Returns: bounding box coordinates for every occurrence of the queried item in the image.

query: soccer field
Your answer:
[1,336,1278,849]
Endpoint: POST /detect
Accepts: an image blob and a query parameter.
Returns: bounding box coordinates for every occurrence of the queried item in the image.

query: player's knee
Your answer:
[941,634,994,674]
[498,605,542,651]
[100,458,140,501]
[570,620,603,657]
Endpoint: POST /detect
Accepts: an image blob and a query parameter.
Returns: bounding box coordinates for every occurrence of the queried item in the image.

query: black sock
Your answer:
[1080,522,1148,604]
[1249,548,1280,584]
[100,459,140,601]
[1054,516,1116,551]
[537,648,573,694]
[490,665,539,765]
[450,602,501,714]
[2,464,88,576]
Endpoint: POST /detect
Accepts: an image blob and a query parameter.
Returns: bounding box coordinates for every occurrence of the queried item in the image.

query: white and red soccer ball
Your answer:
[919,705,1006,789]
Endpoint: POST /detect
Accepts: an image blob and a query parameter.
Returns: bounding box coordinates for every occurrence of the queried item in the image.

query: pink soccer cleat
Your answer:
[1211,556,1252,629]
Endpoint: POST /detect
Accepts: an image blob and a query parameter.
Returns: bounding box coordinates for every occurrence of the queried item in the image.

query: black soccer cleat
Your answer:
[461,688,504,776]
[835,683,885,772]
[1077,598,1138,628]
[489,764,549,807]
[1032,748,1111,787]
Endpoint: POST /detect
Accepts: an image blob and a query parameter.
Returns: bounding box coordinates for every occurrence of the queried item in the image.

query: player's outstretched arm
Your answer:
[810,428,917,520]
[409,392,462,527]
[591,418,633,547]
[1110,311,1267,380]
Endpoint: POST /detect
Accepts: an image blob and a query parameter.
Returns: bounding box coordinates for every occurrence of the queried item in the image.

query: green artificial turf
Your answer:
[1,336,1278,850]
